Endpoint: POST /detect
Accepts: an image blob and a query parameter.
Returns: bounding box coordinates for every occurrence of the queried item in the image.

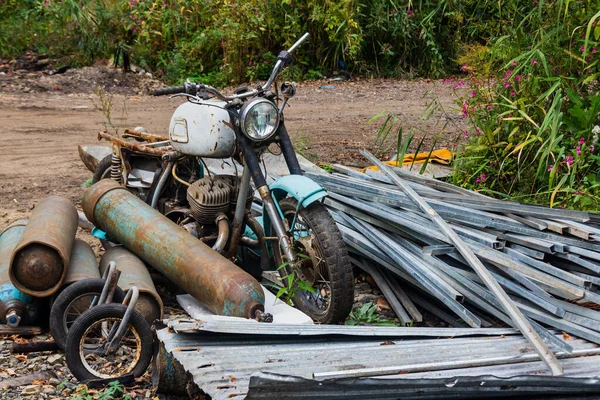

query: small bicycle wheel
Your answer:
[50,279,126,351]
[65,303,153,382]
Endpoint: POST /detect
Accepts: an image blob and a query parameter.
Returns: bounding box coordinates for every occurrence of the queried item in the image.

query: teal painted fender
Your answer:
[269,174,327,207]
[261,175,327,246]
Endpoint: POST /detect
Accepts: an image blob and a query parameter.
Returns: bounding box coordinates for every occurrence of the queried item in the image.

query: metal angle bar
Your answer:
[452,266,565,317]
[490,262,555,300]
[546,297,600,322]
[503,247,592,289]
[463,239,586,299]
[514,300,600,345]
[422,245,456,256]
[570,271,600,286]
[402,288,465,327]
[360,149,563,375]
[356,259,413,325]
[501,233,556,254]
[381,269,423,322]
[331,164,374,181]
[538,218,569,234]
[563,312,600,332]
[564,245,600,263]
[507,244,546,260]
[554,252,600,274]
[553,218,600,237]
[449,223,505,249]
[346,215,480,327]
[505,213,548,231]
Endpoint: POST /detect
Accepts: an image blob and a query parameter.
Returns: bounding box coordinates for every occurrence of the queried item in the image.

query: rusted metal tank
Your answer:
[60,239,101,289]
[82,179,265,319]
[10,196,78,297]
[99,246,163,324]
[0,221,40,326]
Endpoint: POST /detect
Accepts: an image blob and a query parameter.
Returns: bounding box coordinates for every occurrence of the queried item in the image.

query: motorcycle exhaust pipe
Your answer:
[82,180,265,319]
[99,246,163,325]
[0,221,41,327]
[9,196,78,297]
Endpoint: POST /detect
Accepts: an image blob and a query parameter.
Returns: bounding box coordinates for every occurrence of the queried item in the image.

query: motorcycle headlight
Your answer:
[240,98,280,141]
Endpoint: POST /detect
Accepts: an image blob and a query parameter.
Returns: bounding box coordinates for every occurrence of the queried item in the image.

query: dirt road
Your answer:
[0,71,465,230]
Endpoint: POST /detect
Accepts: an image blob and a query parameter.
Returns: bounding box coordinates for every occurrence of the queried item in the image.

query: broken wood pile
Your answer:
[307,152,600,356]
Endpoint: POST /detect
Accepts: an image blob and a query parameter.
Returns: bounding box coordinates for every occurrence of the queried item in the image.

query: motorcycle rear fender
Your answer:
[261,175,327,239]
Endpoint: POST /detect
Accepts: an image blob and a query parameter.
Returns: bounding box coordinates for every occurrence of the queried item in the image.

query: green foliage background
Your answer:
[2,0,600,210]
[0,0,510,84]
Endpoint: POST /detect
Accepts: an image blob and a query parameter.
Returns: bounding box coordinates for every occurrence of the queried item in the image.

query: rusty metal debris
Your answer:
[82,179,266,319]
[9,196,78,297]
[122,128,168,142]
[98,131,172,156]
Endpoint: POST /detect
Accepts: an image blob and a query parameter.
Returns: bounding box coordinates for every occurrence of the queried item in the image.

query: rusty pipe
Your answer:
[98,131,171,156]
[99,246,163,324]
[82,179,265,319]
[123,128,169,143]
[0,221,40,326]
[10,197,78,297]
[212,214,229,253]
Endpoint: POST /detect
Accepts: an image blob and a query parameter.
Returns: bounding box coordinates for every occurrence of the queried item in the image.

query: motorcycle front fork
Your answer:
[225,160,296,263]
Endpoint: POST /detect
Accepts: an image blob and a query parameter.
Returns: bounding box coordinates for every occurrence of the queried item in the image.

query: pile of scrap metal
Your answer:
[150,151,600,399]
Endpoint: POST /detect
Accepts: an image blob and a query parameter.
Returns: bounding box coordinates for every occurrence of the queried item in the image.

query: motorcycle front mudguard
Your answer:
[262,174,327,246]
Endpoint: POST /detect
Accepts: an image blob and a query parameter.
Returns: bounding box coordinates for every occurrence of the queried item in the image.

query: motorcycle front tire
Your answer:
[273,198,354,324]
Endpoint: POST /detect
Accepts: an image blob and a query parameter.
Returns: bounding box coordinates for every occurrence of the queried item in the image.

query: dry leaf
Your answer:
[562,331,573,341]
[376,297,392,313]
[31,379,47,385]
[380,340,396,346]
[14,354,27,362]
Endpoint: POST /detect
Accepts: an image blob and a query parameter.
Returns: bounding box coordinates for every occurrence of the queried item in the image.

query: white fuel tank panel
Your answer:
[168,101,236,158]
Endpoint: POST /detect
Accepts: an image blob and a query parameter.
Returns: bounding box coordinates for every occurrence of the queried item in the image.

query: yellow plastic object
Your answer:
[362,148,454,171]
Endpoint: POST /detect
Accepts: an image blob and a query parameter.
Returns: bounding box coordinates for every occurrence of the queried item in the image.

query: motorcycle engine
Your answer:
[183,175,253,231]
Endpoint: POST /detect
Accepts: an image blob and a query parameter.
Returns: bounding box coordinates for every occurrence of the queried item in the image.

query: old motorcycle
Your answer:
[80,33,354,323]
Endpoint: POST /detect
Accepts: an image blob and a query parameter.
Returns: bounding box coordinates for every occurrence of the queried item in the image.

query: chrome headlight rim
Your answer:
[240,98,280,141]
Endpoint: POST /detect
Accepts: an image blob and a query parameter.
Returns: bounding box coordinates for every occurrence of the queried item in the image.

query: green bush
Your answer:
[453,2,600,210]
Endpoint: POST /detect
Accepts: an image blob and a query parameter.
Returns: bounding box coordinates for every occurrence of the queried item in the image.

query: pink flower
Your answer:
[464,130,470,137]
[567,156,574,165]
[580,137,585,145]
[531,59,537,65]
[487,104,493,110]
[581,45,585,53]
[591,145,595,153]
[516,75,522,82]
[480,173,486,182]
[476,129,482,135]
[475,178,481,183]
[510,90,516,96]
[547,165,554,172]
[461,100,469,117]
[461,64,469,72]
[576,146,581,155]
[511,60,518,66]
[471,91,477,97]
[248,61,253,66]
[504,82,510,88]
[594,47,598,54]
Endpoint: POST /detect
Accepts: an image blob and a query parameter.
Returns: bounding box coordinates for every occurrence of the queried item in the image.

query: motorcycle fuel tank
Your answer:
[168,101,236,158]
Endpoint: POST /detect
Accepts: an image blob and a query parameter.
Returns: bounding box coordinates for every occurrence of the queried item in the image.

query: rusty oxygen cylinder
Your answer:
[82,180,265,319]
[100,246,163,325]
[10,196,78,297]
[58,239,101,292]
[0,221,41,327]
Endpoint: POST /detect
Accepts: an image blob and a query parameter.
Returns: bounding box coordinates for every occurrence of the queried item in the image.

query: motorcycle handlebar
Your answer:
[152,86,185,96]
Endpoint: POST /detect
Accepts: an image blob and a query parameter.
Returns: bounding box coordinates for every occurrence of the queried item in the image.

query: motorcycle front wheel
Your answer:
[273,198,354,324]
